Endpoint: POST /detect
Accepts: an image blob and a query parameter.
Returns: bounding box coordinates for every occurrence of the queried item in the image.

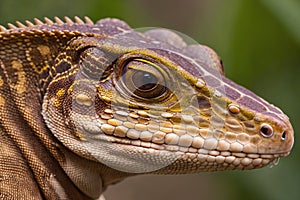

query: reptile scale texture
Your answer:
[0,16,294,199]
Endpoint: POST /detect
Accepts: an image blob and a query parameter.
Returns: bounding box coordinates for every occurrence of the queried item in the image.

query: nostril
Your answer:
[281,131,287,141]
[260,123,274,138]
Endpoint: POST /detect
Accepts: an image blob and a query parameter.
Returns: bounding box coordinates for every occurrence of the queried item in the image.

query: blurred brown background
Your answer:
[0,0,299,199]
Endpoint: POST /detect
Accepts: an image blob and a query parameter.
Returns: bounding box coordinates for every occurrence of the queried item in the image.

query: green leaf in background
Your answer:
[261,0,300,45]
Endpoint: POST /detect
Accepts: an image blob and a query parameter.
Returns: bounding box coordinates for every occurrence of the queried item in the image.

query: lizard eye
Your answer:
[120,59,167,99]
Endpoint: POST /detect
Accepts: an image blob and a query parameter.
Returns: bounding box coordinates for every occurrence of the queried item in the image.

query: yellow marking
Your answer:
[56,88,66,98]
[51,97,61,108]
[75,131,87,140]
[0,95,5,107]
[32,64,51,75]
[29,59,50,75]
[54,101,61,107]
[97,85,113,102]
[11,60,27,94]
[12,60,23,69]
[52,68,78,84]
[0,76,3,87]
[37,45,51,56]
[41,64,50,72]
[101,96,111,102]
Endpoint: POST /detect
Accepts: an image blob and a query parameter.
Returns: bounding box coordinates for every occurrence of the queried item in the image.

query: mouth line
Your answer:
[90,133,288,160]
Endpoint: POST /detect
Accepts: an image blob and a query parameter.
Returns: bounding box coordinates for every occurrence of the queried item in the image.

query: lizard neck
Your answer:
[54,145,133,198]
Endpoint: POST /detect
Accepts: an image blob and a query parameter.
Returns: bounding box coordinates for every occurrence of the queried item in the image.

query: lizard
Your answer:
[0,16,294,200]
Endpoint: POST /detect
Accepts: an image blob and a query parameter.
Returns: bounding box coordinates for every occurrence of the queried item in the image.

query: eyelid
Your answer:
[134,58,161,68]
[125,60,162,77]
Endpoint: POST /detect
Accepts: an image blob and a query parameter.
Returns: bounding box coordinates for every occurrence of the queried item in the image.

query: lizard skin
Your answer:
[0,17,294,199]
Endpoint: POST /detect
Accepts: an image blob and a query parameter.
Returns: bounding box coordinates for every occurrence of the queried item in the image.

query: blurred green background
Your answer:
[0,0,298,199]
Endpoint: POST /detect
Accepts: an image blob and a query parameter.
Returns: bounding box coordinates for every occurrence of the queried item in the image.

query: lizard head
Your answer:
[42,19,294,174]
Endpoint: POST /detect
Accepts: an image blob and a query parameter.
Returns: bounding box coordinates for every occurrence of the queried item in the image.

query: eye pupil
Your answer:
[120,59,168,99]
[133,71,158,90]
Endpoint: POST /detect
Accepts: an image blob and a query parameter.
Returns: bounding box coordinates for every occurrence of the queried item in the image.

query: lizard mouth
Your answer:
[69,109,291,173]
[107,134,284,167]
[82,123,287,173]
[65,105,292,173]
